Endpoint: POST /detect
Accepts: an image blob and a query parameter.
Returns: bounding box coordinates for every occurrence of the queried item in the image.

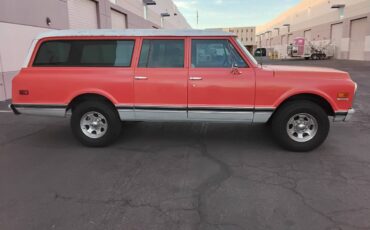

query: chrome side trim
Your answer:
[188,111,253,122]
[12,104,67,117]
[118,109,135,121]
[16,107,66,117]
[135,110,187,121]
[344,108,355,122]
[253,111,274,123]
[333,109,355,122]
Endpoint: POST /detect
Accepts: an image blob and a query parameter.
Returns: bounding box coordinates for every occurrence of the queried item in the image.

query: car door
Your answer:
[188,38,255,121]
[133,37,188,120]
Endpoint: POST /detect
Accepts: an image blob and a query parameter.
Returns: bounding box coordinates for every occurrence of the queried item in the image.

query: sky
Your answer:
[173,0,301,29]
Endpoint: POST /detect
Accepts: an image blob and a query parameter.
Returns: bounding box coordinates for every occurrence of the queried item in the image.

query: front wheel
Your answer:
[71,101,121,147]
[271,101,330,152]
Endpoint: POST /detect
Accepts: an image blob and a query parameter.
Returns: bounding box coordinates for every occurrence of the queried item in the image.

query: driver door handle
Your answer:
[189,77,203,81]
[135,76,148,80]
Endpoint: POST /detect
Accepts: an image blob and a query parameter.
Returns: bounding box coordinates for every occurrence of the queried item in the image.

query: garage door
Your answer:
[349,17,367,60]
[0,57,5,101]
[331,23,343,59]
[304,30,312,42]
[288,34,293,44]
[68,0,99,29]
[111,10,127,29]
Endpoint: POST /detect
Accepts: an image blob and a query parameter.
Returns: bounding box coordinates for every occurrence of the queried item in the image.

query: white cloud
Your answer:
[173,0,198,10]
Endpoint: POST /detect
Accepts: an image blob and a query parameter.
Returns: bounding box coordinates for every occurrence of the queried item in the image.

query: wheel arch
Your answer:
[273,92,336,117]
[66,92,117,112]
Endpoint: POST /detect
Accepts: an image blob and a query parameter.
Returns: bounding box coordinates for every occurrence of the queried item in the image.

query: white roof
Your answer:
[36,29,234,40]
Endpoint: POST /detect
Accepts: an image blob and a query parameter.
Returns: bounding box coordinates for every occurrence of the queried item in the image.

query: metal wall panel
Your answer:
[111,10,127,29]
[331,23,343,59]
[349,17,367,60]
[68,0,99,29]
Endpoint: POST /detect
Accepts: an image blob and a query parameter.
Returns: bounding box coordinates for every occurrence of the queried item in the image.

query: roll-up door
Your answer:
[349,17,367,60]
[68,0,99,29]
[331,23,343,59]
[304,30,312,42]
[111,10,127,29]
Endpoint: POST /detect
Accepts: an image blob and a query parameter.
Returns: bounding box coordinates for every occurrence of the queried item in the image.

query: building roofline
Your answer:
[35,29,235,40]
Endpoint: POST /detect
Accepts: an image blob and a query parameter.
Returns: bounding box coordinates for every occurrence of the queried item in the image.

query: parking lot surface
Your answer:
[1,59,370,230]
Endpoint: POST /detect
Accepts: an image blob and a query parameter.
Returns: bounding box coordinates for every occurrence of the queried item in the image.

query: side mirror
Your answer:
[231,64,242,75]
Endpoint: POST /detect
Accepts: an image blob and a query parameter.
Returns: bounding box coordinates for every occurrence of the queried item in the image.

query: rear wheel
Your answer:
[271,101,330,152]
[71,101,121,147]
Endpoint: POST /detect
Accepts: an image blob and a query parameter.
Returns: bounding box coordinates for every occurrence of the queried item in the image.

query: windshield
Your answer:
[235,38,259,66]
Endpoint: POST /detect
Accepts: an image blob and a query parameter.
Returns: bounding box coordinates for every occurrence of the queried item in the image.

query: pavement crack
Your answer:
[194,123,233,229]
[0,127,47,147]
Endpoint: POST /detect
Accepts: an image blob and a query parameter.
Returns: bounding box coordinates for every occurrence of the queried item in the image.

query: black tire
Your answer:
[71,101,121,147]
[271,101,330,152]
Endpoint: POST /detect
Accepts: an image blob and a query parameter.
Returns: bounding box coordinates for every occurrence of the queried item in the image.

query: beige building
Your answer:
[256,0,370,60]
[207,27,256,52]
[0,0,190,101]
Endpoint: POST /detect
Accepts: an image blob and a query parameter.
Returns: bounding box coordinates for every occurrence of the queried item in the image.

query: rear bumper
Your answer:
[333,108,355,122]
[9,104,20,115]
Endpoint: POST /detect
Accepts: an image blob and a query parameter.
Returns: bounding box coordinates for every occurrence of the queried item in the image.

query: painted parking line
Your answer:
[0,110,12,113]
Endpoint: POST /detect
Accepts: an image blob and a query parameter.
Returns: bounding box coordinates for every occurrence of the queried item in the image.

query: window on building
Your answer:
[33,40,135,67]
[191,39,247,68]
[139,39,184,68]
[246,29,248,32]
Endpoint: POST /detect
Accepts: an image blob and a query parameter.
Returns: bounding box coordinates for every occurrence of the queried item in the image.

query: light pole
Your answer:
[331,4,346,19]
[283,24,291,45]
[160,12,170,28]
[142,0,156,20]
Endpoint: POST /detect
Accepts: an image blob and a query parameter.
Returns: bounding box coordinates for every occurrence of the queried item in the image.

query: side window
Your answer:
[139,39,184,68]
[33,41,71,66]
[191,39,247,68]
[33,40,135,67]
[79,40,134,67]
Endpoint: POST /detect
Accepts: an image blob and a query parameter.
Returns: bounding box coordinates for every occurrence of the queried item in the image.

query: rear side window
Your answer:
[191,39,247,68]
[138,39,184,68]
[33,40,135,67]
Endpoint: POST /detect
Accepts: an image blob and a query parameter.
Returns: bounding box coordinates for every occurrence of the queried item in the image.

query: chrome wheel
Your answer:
[286,113,318,142]
[80,111,108,139]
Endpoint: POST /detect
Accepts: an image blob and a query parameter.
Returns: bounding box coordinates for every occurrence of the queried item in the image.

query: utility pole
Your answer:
[196,10,199,28]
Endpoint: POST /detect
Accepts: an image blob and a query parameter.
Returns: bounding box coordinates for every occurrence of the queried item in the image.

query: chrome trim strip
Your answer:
[135,110,187,121]
[16,107,66,117]
[118,109,135,121]
[11,104,67,117]
[344,108,355,122]
[188,111,253,122]
[253,112,274,123]
[333,109,355,122]
[13,104,67,109]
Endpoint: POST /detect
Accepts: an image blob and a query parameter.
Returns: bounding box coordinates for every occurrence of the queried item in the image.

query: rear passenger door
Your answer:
[133,38,188,120]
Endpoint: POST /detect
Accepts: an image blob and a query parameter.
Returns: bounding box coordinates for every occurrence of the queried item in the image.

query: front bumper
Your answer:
[333,108,355,122]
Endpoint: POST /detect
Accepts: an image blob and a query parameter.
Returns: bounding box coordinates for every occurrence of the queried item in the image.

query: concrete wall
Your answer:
[0,0,191,101]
